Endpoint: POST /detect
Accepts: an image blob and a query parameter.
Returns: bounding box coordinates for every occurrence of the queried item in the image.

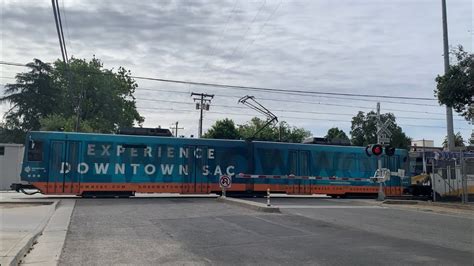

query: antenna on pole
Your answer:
[238,95,278,139]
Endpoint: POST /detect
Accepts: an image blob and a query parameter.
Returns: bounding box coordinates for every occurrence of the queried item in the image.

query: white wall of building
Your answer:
[0,144,24,190]
[411,140,434,148]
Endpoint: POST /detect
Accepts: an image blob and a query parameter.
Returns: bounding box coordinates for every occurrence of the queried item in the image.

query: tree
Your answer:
[350,111,411,149]
[0,59,59,141]
[435,46,473,120]
[0,57,144,143]
[325,127,349,141]
[52,57,144,132]
[442,132,465,148]
[238,117,311,143]
[39,114,94,133]
[203,118,240,139]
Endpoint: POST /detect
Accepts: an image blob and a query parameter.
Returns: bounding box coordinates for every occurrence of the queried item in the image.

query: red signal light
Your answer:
[372,144,383,156]
[385,146,395,156]
[366,144,384,157]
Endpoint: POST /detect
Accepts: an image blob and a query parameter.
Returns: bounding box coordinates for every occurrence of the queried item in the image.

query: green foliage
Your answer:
[238,117,311,143]
[0,57,144,143]
[202,118,239,139]
[39,114,94,133]
[435,46,473,120]
[325,127,349,141]
[203,117,312,143]
[442,132,465,148]
[1,59,59,132]
[52,57,144,132]
[350,111,411,149]
[0,123,26,144]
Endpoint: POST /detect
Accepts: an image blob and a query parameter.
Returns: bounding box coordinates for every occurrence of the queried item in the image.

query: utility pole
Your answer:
[471,96,474,145]
[191,93,214,138]
[170,121,184,137]
[442,0,455,151]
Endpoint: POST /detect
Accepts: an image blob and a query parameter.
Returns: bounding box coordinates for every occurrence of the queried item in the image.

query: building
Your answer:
[0,144,24,190]
[411,140,434,148]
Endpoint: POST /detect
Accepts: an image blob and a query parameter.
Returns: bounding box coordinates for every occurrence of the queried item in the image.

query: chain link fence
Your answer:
[431,156,474,203]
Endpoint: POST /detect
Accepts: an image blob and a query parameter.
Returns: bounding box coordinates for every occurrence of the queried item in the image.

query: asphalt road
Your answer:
[59,197,473,265]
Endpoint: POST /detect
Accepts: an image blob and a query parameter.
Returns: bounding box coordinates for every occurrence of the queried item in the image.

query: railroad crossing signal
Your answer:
[365,144,395,157]
[377,120,393,137]
[219,175,232,189]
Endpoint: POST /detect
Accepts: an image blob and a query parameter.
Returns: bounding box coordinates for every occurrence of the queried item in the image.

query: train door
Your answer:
[181,146,209,194]
[287,150,311,195]
[287,150,298,194]
[48,140,82,194]
[299,151,311,194]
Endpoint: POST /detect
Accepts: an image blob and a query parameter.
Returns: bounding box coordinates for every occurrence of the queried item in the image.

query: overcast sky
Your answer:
[1,0,472,146]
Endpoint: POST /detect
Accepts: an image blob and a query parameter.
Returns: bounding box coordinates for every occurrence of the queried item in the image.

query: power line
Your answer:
[61,0,73,53]
[218,0,283,78]
[0,60,439,101]
[130,76,438,101]
[51,0,68,63]
[135,88,448,116]
[223,0,267,65]
[134,97,465,122]
[137,86,441,109]
[136,106,470,130]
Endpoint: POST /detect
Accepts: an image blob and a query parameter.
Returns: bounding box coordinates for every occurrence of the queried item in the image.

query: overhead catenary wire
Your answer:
[134,97,465,122]
[136,106,470,130]
[134,88,451,116]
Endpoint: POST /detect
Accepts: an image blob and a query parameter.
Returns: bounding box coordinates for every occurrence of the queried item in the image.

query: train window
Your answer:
[0,146,4,156]
[27,141,43,161]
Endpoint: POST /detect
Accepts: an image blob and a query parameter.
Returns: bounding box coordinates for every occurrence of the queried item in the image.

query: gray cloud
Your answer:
[1,0,472,145]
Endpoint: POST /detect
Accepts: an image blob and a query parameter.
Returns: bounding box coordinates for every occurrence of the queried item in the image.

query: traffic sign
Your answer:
[379,135,390,144]
[219,175,232,188]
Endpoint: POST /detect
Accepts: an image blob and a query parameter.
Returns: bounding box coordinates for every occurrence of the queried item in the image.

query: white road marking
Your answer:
[277,205,387,209]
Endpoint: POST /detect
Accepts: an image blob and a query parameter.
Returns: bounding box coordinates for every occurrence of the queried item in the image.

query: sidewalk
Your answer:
[0,192,59,266]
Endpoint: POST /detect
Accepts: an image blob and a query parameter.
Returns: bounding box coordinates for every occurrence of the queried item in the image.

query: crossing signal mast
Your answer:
[366,102,397,201]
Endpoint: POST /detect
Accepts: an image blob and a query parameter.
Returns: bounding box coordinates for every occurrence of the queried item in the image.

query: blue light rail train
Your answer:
[14,131,409,197]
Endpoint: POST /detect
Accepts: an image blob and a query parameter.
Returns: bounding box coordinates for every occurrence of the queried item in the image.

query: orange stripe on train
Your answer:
[31,182,402,196]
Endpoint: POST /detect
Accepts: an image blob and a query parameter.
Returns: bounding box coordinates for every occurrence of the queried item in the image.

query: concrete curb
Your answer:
[0,201,55,206]
[383,200,418,205]
[1,200,59,266]
[216,197,281,213]
[383,200,474,211]
[21,199,76,265]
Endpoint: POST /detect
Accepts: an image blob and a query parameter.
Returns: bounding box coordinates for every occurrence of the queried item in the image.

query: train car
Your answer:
[12,131,409,197]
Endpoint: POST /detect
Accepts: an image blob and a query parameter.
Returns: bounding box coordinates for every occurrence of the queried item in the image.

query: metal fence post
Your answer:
[432,159,436,202]
[266,188,271,206]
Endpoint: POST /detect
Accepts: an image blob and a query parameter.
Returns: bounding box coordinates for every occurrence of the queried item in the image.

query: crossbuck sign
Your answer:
[377,120,392,144]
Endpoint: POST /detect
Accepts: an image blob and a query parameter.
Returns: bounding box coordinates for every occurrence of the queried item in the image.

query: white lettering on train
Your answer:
[58,162,235,177]
[78,163,89,174]
[161,164,174,175]
[87,145,217,160]
[101,145,111,156]
[95,163,109,174]
[144,164,156,175]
